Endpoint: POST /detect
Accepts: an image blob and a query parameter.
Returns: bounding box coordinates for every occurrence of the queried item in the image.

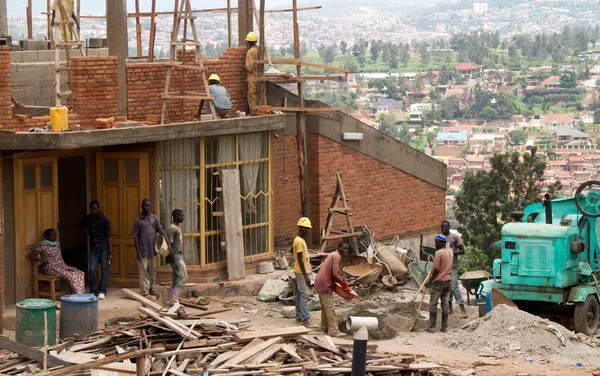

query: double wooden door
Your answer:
[95,153,149,286]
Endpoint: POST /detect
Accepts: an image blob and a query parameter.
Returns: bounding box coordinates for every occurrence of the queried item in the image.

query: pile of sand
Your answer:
[443,304,596,360]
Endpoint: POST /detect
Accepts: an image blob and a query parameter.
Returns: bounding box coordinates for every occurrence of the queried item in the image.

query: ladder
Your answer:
[160,0,216,124]
[320,172,363,255]
[53,0,85,106]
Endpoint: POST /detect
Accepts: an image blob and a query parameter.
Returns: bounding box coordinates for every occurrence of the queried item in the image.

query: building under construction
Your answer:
[0,1,446,317]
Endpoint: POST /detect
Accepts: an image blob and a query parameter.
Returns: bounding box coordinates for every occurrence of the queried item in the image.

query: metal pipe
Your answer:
[544,194,552,224]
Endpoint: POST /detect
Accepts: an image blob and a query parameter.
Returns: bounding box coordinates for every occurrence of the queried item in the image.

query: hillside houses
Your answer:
[540,75,561,89]
[551,127,592,145]
[541,114,575,130]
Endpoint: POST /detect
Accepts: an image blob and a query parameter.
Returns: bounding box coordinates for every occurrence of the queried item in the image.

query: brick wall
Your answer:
[273,135,303,246]
[0,157,3,332]
[127,47,249,123]
[70,56,119,127]
[273,133,446,247]
[0,46,12,130]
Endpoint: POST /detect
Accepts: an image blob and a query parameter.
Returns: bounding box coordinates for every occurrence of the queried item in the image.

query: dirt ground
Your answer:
[202,284,600,376]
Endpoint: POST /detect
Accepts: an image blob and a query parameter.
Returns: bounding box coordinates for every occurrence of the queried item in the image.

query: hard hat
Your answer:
[245,31,258,42]
[208,74,220,82]
[297,217,312,228]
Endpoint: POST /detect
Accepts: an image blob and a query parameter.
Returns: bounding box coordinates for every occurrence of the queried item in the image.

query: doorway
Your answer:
[57,156,89,277]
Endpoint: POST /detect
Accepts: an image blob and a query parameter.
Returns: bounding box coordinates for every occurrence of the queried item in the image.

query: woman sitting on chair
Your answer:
[27,228,85,294]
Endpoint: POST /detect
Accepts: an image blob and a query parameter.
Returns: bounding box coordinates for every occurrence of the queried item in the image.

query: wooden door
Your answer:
[95,153,149,286]
[14,157,59,300]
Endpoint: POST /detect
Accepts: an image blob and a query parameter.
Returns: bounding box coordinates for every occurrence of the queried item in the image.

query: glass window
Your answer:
[104,159,119,182]
[24,165,36,189]
[125,159,139,183]
[40,164,52,188]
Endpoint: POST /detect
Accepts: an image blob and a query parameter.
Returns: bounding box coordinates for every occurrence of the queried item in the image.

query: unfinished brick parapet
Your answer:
[273,133,446,248]
[70,56,119,127]
[0,46,12,130]
[127,47,249,123]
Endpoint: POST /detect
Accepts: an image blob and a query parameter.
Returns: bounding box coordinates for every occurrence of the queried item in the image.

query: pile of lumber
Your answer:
[0,289,448,375]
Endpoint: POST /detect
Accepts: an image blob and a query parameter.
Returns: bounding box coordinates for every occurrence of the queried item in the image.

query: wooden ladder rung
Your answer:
[55,41,84,46]
[57,90,72,97]
[170,41,200,46]
[178,16,196,20]
[162,94,212,101]
[329,208,351,213]
[321,232,363,241]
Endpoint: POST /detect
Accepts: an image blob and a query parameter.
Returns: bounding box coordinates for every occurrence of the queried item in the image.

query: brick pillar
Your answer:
[0,46,12,130]
[0,156,4,333]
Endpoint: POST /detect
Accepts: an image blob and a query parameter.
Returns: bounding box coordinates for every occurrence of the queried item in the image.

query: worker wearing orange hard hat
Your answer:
[293,217,316,328]
[245,32,260,115]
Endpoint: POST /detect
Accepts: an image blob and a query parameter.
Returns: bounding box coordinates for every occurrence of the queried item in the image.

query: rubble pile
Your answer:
[443,304,597,360]
[0,289,447,376]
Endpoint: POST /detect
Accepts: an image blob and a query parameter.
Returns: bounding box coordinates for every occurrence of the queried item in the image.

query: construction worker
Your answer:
[441,220,469,319]
[245,31,260,115]
[207,74,232,119]
[424,234,453,333]
[51,0,79,42]
[315,241,350,337]
[294,217,316,328]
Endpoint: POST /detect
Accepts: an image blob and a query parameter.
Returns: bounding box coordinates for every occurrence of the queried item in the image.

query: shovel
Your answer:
[409,266,434,332]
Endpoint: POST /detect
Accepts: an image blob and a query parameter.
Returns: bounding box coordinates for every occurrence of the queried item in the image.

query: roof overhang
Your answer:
[0,115,286,150]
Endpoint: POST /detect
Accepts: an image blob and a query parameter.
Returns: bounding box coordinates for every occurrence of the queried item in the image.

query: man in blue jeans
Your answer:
[59,200,112,299]
[293,217,316,328]
[441,220,468,319]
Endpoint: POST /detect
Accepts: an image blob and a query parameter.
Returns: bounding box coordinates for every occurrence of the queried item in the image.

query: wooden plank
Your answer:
[300,335,351,359]
[248,344,282,365]
[0,337,70,368]
[255,59,349,73]
[43,348,164,376]
[137,307,198,340]
[270,106,355,113]
[148,0,157,62]
[99,362,137,373]
[121,288,163,311]
[154,346,218,359]
[233,326,309,343]
[220,169,245,280]
[220,337,281,368]
[280,344,303,361]
[208,350,237,368]
[69,336,113,352]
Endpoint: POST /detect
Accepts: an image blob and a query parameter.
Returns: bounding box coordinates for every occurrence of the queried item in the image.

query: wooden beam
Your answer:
[0,336,71,369]
[270,106,355,113]
[221,337,282,368]
[255,59,349,73]
[27,0,33,39]
[137,307,198,340]
[221,169,245,280]
[248,75,345,83]
[135,0,142,57]
[227,0,232,47]
[121,288,163,311]
[42,348,164,376]
[233,326,309,342]
[126,6,321,17]
[253,0,272,66]
[148,0,157,62]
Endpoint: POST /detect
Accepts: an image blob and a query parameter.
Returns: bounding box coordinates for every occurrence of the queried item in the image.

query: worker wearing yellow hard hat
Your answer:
[293,217,316,328]
[245,31,261,115]
[204,73,232,119]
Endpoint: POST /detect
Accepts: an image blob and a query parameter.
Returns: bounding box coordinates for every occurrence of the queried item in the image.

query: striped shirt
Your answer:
[208,85,232,110]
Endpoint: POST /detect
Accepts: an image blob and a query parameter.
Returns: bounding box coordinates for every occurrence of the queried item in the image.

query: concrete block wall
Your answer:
[126,47,249,123]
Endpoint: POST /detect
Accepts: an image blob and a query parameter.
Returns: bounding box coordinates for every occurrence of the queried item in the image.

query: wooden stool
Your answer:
[33,261,70,301]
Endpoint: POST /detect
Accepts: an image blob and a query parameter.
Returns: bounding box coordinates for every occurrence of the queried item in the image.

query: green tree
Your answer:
[340,41,348,55]
[454,148,562,264]
[370,39,382,62]
[479,106,498,120]
[397,122,412,144]
[509,130,528,146]
[560,71,578,88]
[594,108,600,124]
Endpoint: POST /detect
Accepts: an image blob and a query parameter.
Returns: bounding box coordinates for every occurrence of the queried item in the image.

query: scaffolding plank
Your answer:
[270,106,355,113]
[221,169,245,281]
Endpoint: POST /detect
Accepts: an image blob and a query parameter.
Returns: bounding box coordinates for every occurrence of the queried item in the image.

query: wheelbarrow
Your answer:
[460,270,492,305]
[342,263,383,285]
[419,233,436,261]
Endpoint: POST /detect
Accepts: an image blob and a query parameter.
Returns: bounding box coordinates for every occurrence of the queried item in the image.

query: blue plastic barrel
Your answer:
[59,294,98,339]
[16,299,56,347]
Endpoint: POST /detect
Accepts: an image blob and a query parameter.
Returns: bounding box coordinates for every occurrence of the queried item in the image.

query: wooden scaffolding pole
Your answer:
[292,0,310,221]
[227,0,232,47]
[47,0,51,42]
[148,0,157,62]
[27,0,33,39]
[257,0,265,107]
[135,0,142,56]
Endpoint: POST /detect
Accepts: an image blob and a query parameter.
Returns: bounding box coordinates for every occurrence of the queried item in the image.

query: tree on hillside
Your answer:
[594,108,600,124]
[560,71,578,88]
[370,39,382,62]
[509,130,528,146]
[454,148,563,265]
[479,106,498,120]
[317,44,337,65]
[340,41,348,55]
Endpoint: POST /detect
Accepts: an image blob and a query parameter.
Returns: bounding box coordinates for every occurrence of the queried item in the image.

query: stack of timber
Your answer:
[0,289,447,375]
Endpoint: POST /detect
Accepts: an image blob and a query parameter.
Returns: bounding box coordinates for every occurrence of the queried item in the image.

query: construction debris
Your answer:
[0,288,450,375]
[444,304,597,361]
